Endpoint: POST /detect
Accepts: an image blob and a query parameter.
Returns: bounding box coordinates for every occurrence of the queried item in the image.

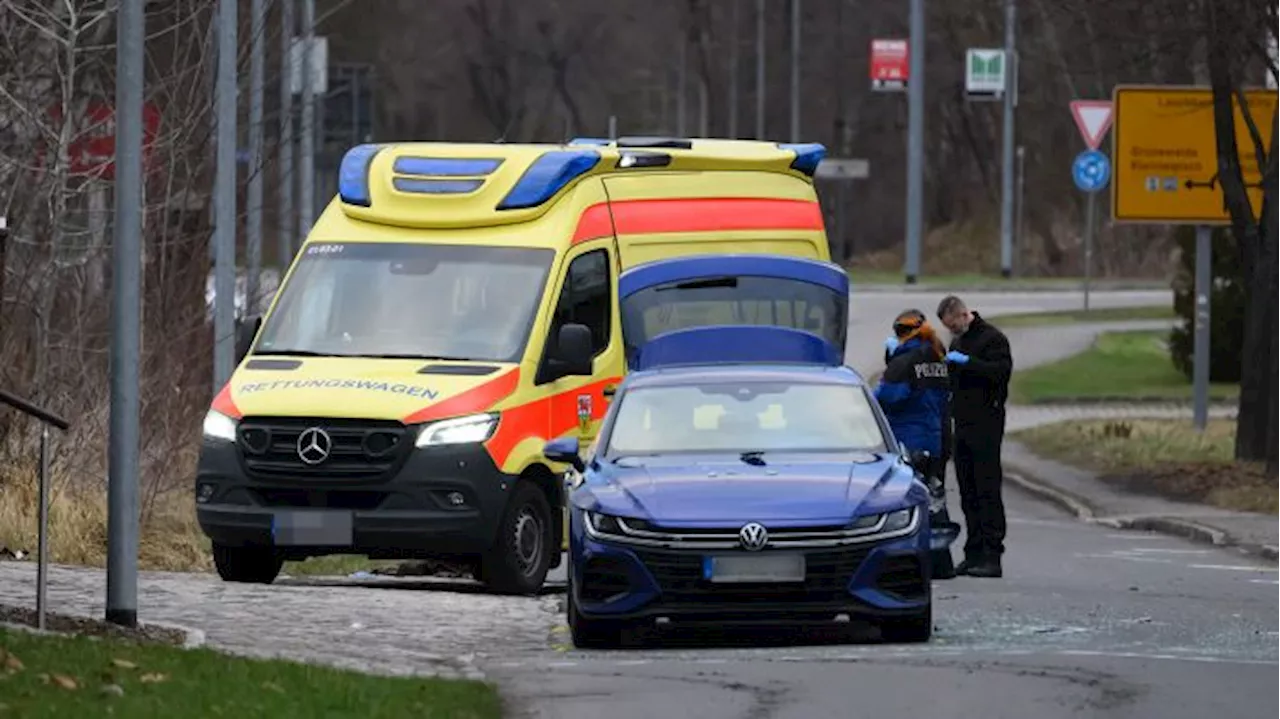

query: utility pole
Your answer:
[755,0,765,139]
[107,0,143,629]
[728,0,739,138]
[213,0,237,391]
[790,0,800,143]
[903,0,925,283]
[299,0,316,235]
[247,0,264,315]
[278,0,295,264]
[999,0,1017,278]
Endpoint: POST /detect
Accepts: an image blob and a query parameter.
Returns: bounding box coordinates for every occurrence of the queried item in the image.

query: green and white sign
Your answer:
[965,48,1006,98]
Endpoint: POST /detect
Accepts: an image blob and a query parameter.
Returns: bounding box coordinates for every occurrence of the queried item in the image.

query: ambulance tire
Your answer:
[213,543,283,584]
[481,481,553,595]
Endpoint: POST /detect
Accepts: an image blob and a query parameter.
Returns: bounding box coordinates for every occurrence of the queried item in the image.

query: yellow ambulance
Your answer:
[195,137,838,594]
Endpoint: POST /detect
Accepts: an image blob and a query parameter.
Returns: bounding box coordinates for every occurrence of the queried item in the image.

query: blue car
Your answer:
[543,255,934,648]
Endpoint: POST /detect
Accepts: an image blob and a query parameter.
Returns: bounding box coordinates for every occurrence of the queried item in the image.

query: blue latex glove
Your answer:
[945,350,970,365]
[884,336,900,353]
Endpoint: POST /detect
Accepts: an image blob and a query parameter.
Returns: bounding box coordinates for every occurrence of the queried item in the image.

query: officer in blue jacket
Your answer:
[874,309,958,579]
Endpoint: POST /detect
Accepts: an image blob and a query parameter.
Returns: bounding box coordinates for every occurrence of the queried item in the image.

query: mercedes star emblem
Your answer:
[738,522,769,551]
[296,426,333,465]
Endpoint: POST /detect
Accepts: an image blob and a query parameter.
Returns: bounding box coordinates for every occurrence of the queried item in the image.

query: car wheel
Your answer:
[878,606,933,643]
[480,481,553,595]
[567,585,623,649]
[212,543,283,584]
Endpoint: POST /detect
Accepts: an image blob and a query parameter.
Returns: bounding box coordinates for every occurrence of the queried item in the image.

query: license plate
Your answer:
[271,510,353,546]
[705,553,806,583]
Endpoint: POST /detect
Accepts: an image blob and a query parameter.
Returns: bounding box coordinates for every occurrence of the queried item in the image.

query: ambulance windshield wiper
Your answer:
[254,348,331,357]
[352,353,469,361]
[740,451,767,466]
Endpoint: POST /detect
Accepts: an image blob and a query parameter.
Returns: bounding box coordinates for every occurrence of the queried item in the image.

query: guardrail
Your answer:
[0,389,70,630]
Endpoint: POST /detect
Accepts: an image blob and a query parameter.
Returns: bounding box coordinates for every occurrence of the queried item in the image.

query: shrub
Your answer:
[1169,225,1245,382]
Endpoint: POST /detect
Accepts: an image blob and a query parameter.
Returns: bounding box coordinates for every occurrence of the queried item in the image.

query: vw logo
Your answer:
[738,522,769,551]
[296,426,332,465]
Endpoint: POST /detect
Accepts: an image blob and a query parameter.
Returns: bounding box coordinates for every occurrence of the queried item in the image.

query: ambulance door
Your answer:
[537,238,624,448]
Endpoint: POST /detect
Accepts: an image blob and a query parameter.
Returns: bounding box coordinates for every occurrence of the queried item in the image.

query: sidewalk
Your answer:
[1003,405,1278,563]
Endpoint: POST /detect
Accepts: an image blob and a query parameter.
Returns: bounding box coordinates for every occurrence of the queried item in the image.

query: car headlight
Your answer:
[585,511,626,536]
[881,507,916,532]
[202,410,237,443]
[415,413,498,448]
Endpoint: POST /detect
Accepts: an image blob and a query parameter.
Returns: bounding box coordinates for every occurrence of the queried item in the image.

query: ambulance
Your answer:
[195,137,841,594]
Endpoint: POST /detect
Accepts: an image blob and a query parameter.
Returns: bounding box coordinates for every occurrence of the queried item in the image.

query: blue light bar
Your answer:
[496,150,601,210]
[393,157,503,177]
[338,144,386,206]
[392,178,484,194]
[778,142,827,177]
[568,137,611,146]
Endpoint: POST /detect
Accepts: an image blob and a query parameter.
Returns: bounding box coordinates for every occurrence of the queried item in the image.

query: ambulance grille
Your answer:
[236,417,411,480]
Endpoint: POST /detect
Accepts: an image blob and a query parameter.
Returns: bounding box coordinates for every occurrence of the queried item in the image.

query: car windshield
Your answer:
[254,242,554,362]
[605,381,887,455]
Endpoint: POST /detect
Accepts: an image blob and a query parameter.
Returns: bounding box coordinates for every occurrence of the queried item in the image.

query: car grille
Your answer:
[876,555,928,600]
[236,417,411,480]
[631,547,871,604]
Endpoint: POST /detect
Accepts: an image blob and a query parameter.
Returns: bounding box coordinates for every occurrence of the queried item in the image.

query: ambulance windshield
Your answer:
[254,242,554,363]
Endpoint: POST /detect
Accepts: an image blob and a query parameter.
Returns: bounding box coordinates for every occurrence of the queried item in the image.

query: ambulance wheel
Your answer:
[878,606,933,643]
[212,543,283,584]
[481,482,553,595]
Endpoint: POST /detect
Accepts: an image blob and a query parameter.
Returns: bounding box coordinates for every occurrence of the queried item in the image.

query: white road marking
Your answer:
[547,661,579,667]
[614,659,651,666]
[1128,548,1212,555]
[1106,533,1172,540]
[1075,552,1174,564]
[1058,650,1278,666]
[1187,564,1279,573]
[1249,579,1279,585]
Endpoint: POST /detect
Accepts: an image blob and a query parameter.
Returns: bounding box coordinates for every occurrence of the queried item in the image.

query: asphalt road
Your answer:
[491,487,1278,719]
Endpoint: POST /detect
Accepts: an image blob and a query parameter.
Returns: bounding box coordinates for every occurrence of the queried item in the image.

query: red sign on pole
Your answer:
[870,39,909,92]
[45,102,162,178]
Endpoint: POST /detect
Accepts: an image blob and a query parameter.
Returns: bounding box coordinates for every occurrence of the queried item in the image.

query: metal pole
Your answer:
[107,0,143,629]
[698,77,709,137]
[728,0,739,138]
[299,0,316,233]
[677,36,687,136]
[247,0,264,316]
[1015,144,1025,277]
[755,0,765,139]
[213,0,237,392]
[36,426,49,631]
[608,115,618,140]
[904,0,925,284]
[999,0,1017,278]
[789,0,800,143]
[279,0,296,264]
[1193,225,1212,430]
[1082,190,1095,311]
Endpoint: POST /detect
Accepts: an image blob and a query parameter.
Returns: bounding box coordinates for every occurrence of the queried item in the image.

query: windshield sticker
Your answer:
[305,243,346,256]
[238,378,439,400]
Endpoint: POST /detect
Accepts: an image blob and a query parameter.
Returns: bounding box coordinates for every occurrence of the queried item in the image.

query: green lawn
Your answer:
[0,627,502,718]
[993,305,1174,328]
[283,555,400,577]
[1010,330,1239,404]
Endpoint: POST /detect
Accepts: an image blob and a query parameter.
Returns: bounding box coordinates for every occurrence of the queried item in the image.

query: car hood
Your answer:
[590,452,905,525]
[214,356,519,422]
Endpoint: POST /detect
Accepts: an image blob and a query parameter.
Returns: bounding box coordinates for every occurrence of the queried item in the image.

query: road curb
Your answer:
[1006,462,1277,564]
[0,615,206,649]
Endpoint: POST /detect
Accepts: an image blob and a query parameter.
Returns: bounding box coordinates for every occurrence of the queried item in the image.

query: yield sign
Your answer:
[1070,100,1114,150]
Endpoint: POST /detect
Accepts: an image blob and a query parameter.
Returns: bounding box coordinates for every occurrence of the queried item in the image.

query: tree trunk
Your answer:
[1205,1,1275,463]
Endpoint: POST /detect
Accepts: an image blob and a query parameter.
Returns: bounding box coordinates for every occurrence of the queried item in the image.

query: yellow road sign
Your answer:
[1111,85,1277,224]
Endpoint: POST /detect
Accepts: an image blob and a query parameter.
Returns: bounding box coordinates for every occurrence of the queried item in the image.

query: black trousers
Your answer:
[953,410,1007,561]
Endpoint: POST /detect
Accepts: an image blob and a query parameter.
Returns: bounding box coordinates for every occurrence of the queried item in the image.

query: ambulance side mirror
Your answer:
[549,323,594,379]
[235,316,262,364]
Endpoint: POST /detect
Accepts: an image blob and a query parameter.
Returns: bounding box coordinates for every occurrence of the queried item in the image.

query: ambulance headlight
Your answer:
[202,410,238,443]
[416,413,499,447]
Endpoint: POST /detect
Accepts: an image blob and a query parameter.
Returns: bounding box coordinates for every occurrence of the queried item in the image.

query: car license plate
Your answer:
[705,554,806,583]
[271,510,353,546]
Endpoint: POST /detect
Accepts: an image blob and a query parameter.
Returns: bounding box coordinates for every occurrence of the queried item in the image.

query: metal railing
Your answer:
[0,389,70,630]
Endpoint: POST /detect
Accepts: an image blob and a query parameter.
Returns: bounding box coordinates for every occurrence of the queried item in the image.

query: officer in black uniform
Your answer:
[936,295,1013,578]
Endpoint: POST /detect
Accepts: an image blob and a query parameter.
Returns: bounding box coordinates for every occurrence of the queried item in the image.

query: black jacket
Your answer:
[947,312,1012,429]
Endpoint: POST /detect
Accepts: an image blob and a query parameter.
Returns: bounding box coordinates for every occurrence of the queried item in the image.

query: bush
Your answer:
[1169,225,1246,382]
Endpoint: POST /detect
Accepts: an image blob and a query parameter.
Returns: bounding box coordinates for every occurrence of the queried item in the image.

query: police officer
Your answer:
[936,295,1013,578]
[874,309,958,579]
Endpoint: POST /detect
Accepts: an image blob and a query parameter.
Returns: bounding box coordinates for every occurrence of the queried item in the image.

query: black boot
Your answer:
[966,557,1003,578]
[954,557,979,576]
[931,549,957,580]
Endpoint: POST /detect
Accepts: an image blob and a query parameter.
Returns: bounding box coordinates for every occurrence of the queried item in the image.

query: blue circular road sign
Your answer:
[1072,150,1111,193]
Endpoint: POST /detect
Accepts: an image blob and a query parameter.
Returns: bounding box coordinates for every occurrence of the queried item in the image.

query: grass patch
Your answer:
[1010,330,1239,404]
[0,627,502,718]
[282,555,400,578]
[1013,419,1274,514]
[993,305,1174,328]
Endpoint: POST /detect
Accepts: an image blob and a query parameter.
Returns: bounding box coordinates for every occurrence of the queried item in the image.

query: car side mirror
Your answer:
[235,316,262,364]
[551,323,594,377]
[544,436,584,472]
